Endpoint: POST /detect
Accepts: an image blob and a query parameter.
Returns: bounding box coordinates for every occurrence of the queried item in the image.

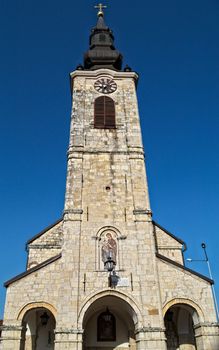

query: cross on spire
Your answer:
[94,3,107,17]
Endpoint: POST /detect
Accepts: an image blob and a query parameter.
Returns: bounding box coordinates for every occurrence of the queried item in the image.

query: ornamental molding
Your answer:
[133,209,152,215]
[55,328,84,335]
[194,322,219,329]
[0,325,23,331]
[63,209,83,215]
[70,69,138,82]
[135,326,165,334]
[29,244,62,249]
[17,301,57,321]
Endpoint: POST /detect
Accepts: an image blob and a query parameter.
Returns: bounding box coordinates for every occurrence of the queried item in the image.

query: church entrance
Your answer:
[82,295,136,350]
[164,304,198,350]
[20,307,56,350]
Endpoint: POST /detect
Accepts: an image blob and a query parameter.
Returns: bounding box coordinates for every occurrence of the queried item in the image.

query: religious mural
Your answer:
[101,231,117,266]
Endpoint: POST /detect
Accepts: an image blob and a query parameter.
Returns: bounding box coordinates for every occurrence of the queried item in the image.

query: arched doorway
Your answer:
[20,307,56,350]
[164,304,199,350]
[83,295,137,350]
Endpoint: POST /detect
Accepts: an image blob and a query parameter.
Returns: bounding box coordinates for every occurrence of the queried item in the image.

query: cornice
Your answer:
[70,69,139,81]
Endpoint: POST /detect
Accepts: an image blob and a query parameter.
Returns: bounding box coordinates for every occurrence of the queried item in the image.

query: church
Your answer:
[1,5,218,350]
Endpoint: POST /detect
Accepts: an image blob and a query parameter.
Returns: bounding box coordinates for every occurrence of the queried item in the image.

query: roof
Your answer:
[4,254,62,288]
[156,252,213,284]
[26,218,62,246]
[83,12,123,71]
[153,220,187,249]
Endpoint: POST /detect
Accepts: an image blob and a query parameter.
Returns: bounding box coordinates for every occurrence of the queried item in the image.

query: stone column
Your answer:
[178,333,196,349]
[129,329,137,350]
[178,336,195,349]
[54,328,83,350]
[194,322,219,350]
[0,321,25,350]
[135,327,167,350]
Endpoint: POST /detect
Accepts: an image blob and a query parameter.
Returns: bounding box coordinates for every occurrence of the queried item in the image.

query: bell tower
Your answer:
[64,5,151,222]
[56,5,167,350]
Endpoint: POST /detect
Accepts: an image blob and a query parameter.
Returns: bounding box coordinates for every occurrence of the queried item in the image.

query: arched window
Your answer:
[97,308,116,341]
[94,96,116,129]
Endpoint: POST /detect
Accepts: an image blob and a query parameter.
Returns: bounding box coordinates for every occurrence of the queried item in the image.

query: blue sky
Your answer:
[0,0,219,319]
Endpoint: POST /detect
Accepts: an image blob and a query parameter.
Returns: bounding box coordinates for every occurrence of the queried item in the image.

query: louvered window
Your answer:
[94,96,116,129]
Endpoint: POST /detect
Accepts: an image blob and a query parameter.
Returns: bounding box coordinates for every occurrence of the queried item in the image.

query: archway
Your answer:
[164,303,199,350]
[20,307,56,350]
[82,295,137,350]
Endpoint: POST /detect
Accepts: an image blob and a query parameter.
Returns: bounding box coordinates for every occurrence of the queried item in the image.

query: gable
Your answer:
[26,219,63,269]
[153,221,186,264]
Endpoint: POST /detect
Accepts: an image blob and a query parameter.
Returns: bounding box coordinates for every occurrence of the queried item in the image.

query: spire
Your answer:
[83,4,123,71]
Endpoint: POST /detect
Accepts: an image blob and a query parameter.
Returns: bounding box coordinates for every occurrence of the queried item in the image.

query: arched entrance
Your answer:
[20,307,56,350]
[164,303,199,350]
[82,295,137,350]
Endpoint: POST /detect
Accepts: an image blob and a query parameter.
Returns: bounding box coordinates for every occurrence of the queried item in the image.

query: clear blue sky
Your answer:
[0,0,219,319]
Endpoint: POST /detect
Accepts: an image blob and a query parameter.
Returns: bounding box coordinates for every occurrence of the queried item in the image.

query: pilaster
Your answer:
[135,327,167,350]
[54,328,83,350]
[194,322,219,350]
[0,321,25,350]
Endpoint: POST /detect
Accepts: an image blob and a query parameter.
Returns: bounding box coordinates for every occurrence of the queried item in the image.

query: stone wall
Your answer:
[154,223,184,264]
[27,221,63,268]
[157,257,216,322]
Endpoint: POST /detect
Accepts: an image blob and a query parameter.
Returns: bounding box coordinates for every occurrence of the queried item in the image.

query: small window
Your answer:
[94,96,116,129]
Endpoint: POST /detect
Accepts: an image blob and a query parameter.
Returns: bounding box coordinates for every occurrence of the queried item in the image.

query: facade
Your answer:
[1,7,219,350]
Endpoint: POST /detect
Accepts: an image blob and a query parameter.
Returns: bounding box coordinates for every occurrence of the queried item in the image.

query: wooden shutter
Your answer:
[94,96,116,129]
[104,96,115,128]
[94,97,104,128]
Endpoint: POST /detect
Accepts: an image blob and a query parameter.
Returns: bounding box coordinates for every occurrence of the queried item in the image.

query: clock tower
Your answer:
[1,5,218,350]
[59,8,159,347]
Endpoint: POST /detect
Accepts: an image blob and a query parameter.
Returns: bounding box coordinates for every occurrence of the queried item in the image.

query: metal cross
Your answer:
[94,3,107,16]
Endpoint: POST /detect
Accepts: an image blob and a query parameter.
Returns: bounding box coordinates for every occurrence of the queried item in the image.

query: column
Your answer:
[0,321,25,350]
[194,323,219,350]
[54,329,83,350]
[135,327,167,350]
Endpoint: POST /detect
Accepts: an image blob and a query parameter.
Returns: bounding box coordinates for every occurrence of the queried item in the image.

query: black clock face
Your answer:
[94,78,117,94]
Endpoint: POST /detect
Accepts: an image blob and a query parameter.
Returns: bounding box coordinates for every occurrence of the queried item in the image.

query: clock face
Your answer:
[94,78,117,94]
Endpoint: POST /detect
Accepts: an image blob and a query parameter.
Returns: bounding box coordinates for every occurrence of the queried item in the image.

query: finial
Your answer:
[124,64,132,72]
[94,3,107,17]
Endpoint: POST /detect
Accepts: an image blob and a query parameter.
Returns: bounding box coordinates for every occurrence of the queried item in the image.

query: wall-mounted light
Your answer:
[104,256,119,288]
[104,256,115,272]
[40,312,50,326]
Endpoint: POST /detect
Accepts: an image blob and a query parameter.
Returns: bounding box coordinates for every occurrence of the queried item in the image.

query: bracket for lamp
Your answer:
[104,256,119,288]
